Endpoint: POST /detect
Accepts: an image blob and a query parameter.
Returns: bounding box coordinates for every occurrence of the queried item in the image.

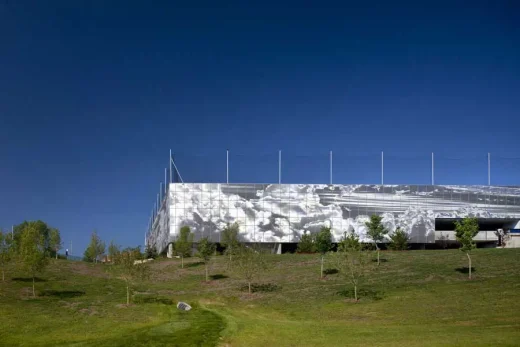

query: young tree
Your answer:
[83,231,105,263]
[231,245,269,294]
[108,240,121,264]
[0,230,13,282]
[454,217,479,279]
[315,226,333,279]
[221,223,241,261]
[109,248,150,305]
[19,225,49,297]
[145,244,158,259]
[197,237,216,282]
[388,228,409,251]
[296,231,316,253]
[333,244,373,301]
[365,215,387,265]
[49,228,62,259]
[338,230,361,252]
[13,220,51,254]
[174,226,192,268]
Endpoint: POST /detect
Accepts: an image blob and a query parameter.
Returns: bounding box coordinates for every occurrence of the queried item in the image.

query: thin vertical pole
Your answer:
[488,153,491,186]
[169,149,173,183]
[226,149,229,184]
[381,151,384,185]
[431,152,434,185]
[159,183,162,202]
[330,150,333,185]
[164,168,167,194]
[278,150,282,184]
[157,194,159,213]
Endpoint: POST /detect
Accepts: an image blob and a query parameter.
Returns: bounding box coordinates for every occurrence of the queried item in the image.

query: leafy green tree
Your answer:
[365,215,387,265]
[315,226,333,278]
[388,228,409,251]
[338,230,361,252]
[83,231,105,263]
[19,225,49,297]
[296,231,316,253]
[221,223,241,261]
[109,248,150,304]
[108,240,121,264]
[231,245,269,294]
[333,244,374,301]
[49,228,62,259]
[454,217,480,279]
[0,230,13,282]
[13,221,51,253]
[174,226,193,268]
[197,237,216,282]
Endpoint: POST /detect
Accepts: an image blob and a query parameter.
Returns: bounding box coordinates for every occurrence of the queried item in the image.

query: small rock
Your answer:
[177,302,191,311]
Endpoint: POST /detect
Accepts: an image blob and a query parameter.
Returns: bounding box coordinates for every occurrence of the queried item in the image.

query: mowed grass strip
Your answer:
[0,248,519,346]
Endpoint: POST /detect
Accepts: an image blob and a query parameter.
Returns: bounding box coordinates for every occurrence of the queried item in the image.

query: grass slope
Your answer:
[0,249,519,346]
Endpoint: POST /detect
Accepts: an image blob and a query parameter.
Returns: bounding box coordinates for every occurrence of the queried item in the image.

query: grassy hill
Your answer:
[1,249,519,346]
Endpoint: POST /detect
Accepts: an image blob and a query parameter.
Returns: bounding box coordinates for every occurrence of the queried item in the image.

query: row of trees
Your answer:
[297,215,410,265]
[0,221,63,296]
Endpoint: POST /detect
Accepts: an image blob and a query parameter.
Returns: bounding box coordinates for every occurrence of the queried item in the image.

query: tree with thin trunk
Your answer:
[333,240,373,301]
[108,240,121,264]
[109,248,150,305]
[454,217,479,279]
[49,228,62,259]
[231,245,269,294]
[315,226,333,279]
[19,225,49,297]
[83,231,105,263]
[197,237,216,282]
[0,230,13,282]
[221,223,240,262]
[174,226,192,268]
[365,215,386,265]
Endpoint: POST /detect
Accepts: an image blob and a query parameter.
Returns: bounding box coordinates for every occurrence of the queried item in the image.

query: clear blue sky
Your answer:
[1,1,519,254]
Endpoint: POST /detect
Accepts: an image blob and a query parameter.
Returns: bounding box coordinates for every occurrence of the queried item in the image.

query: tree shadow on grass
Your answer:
[40,290,86,298]
[337,288,384,301]
[324,268,339,275]
[371,259,388,263]
[133,295,173,305]
[12,277,47,283]
[455,267,476,274]
[184,261,204,268]
[240,283,281,293]
[210,274,228,280]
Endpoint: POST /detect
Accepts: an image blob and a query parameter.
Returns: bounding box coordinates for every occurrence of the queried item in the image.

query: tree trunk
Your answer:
[467,252,472,279]
[354,285,357,301]
[181,256,184,269]
[377,247,380,266]
[248,281,251,294]
[205,264,209,282]
[126,280,130,305]
[32,276,35,298]
[320,255,324,279]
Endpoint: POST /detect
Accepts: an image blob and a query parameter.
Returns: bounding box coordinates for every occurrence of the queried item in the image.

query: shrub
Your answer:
[297,231,316,253]
[388,228,409,250]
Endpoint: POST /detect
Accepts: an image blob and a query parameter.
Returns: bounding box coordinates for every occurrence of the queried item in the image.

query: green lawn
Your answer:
[1,249,519,346]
